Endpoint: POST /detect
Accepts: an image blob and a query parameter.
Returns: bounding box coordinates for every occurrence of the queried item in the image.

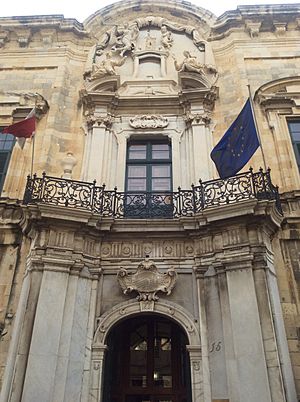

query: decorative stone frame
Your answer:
[121,127,183,190]
[0,92,49,196]
[80,14,218,188]
[255,76,300,190]
[91,299,202,402]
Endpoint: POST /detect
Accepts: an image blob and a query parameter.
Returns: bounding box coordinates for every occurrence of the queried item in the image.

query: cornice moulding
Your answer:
[0,15,88,37]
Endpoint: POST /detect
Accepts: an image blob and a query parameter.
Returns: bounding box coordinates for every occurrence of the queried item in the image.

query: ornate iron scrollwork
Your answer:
[23,168,282,218]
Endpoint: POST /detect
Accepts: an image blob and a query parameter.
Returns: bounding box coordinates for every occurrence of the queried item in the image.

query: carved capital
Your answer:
[96,115,114,128]
[184,113,211,126]
[84,111,114,129]
[117,257,177,302]
[129,115,169,129]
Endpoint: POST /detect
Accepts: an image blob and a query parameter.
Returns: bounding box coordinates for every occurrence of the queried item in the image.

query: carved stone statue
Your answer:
[111,22,139,56]
[117,257,177,301]
[160,25,173,49]
[94,32,111,58]
[145,31,156,50]
[174,51,204,74]
[88,51,126,81]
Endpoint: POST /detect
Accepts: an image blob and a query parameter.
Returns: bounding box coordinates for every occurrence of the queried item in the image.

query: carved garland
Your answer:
[129,115,169,129]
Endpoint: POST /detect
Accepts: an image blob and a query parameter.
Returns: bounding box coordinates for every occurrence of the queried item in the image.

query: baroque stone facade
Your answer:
[0,1,300,402]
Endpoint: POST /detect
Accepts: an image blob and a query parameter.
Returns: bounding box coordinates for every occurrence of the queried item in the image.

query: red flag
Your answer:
[2,116,35,138]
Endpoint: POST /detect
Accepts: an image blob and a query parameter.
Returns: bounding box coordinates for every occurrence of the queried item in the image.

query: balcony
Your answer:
[23,168,282,219]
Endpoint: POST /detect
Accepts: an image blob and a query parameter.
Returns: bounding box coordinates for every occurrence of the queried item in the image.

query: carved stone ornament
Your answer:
[117,257,177,301]
[84,111,114,128]
[88,51,126,81]
[129,115,169,129]
[184,112,211,126]
[92,17,208,56]
[0,31,9,48]
[174,51,217,77]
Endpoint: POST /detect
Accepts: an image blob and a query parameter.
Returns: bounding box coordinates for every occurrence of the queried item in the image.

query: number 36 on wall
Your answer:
[209,341,222,353]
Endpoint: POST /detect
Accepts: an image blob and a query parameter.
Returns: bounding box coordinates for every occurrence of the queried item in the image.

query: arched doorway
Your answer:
[103,315,192,402]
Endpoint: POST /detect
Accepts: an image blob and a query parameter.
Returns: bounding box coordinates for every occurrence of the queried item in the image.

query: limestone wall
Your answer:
[0,2,299,401]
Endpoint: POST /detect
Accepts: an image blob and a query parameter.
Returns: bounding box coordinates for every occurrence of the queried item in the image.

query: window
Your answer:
[125,140,172,218]
[126,141,172,193]
[0,133,15,192]
[287,119,300,169]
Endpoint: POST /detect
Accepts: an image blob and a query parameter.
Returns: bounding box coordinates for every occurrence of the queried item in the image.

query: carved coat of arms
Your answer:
[117,257,177,301]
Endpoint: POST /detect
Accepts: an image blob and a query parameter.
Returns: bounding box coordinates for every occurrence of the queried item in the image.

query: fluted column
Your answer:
[82,115,116,187]
[188,113,214,183]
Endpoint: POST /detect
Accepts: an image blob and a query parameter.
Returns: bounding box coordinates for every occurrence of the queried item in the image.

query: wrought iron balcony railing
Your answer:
[23,168,282,219]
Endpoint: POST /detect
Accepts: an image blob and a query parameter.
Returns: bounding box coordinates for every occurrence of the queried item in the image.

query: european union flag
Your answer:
[210,99,260,179]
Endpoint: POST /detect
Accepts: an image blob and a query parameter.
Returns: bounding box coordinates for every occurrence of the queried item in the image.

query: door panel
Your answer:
[104,316,191,402]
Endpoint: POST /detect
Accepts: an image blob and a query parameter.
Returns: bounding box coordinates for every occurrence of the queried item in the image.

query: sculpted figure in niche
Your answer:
[94,32,111,58]
[174,51,204,74]
[111,22,139,56]
[89,51,126,81]
[160,25,173,49]
[145,31,156,50]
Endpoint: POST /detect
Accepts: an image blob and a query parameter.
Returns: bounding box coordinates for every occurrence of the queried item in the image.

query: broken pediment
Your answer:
[84,16,217,95]
[179,72,216,91]
[255,76,300,112]
[0,91,48,120]
[84,75,120,94]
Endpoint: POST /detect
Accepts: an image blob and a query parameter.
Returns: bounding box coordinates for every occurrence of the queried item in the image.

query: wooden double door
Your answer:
[103,316,191,402]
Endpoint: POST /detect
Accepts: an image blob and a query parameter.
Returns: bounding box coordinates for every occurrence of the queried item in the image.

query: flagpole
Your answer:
[28,107,36,178]
[247,84,267,171]
[30,134,35,178]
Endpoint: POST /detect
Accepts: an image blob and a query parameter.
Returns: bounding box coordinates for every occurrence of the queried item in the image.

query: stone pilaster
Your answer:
[194,270,212,402]
[90,344,107,402]
[187,345,204,402]
[1,205,103,402]
[185,113,214,182]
